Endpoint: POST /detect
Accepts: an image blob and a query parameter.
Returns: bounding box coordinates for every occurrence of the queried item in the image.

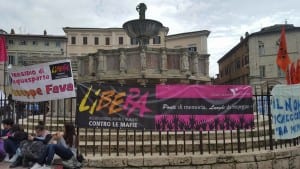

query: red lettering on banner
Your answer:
[45,83,74,94]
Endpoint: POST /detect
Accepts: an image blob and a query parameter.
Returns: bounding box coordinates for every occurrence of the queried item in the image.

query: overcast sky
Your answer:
[1,0,300,77]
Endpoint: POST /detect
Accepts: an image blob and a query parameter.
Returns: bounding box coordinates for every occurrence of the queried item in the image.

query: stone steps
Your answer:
[20,120,273,141]
[78,137,271,155]
[76,128,273,141]
[18,114,275,156]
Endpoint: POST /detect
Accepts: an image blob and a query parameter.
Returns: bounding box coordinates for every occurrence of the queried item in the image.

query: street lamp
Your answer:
[4,64,12,94]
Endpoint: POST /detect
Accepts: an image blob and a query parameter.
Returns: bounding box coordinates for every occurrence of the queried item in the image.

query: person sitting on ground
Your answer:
[0,118,14,161]
[2,124,27,163]
[0,118,14,137]
[9,121,52,168]
[31,122,81,169]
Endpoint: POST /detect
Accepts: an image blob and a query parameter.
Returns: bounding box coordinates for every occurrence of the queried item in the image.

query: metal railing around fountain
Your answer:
[1,86,300,157]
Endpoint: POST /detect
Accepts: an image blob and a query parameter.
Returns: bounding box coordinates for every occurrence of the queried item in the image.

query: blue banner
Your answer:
[271,84,300,139]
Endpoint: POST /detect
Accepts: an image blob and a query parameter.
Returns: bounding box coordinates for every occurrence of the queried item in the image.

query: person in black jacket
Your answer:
[9,121,51,168]
[0,118,14,137]
[2,124,27,162]
[0,118,14,161]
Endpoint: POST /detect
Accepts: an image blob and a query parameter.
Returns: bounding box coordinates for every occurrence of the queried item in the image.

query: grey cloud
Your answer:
[1,0,300,77]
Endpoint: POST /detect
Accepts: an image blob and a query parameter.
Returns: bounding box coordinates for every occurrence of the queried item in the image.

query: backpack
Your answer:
[20,140,47,160]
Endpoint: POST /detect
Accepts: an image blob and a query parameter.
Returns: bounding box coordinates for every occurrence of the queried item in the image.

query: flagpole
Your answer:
[3,60,6,94]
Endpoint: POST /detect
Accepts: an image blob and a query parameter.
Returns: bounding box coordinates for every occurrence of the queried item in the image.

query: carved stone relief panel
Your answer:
[167,54,180,70]
[106,54,120,72]
[146,53,160,70]
[127,53,141,73]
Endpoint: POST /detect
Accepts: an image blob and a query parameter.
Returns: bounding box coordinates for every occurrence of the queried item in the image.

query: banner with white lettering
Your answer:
[271,84,300,139]
[9,60,75,102]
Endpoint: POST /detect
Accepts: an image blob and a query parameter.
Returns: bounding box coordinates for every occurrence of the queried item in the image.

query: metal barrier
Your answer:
[0,86,299,157]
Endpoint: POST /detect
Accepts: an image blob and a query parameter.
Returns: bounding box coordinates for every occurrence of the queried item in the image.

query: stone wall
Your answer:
[85,145,300,169]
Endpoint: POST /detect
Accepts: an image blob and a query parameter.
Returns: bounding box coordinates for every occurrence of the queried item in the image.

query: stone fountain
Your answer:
[123,3,163,47]
[77,3,210,86]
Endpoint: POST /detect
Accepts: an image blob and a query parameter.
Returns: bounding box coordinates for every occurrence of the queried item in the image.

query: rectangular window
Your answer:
[55,41,61,47]
[258,41,265,56]
[105,37,110,45]
[153,36,161,44]
[131,38,138,45]
[19,40,26,45]
[71,36,76,44]
[236,59,240,69]
[32,41,38,45]
[188,47,197,52]
[119,37,124,45]
[83,37,88,45]
[8,55,15,65]
[259,65,265,78]
[244,55,249,65]
[94,37,99,45]
[8,40,14,45]
[44,41,49,46]
[143,39,149,45]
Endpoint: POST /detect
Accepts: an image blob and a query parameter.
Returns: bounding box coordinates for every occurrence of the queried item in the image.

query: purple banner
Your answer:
[76,84,254,130]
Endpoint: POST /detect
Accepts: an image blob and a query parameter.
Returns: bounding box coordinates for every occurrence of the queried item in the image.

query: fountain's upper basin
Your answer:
[123,19,163,38]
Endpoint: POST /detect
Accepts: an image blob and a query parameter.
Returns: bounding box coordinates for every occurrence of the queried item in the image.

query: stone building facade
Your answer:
[0,29,67,91]
[214,34,250,85]
[214,24,300,88]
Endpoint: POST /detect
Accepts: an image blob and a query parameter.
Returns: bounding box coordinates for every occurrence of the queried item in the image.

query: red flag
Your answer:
[295,59,300,84]
[0,35,7,62]
[290,62,297,84]
[286,64,291,84]
[276,26,291,72]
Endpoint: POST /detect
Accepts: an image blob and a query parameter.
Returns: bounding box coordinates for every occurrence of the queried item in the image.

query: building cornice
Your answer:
[63,26,169,34]
[4,34,67,40]
[166,30,210,40]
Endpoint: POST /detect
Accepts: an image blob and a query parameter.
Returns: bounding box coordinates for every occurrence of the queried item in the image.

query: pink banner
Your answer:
[156,85,252,99]
[0,36,7,62]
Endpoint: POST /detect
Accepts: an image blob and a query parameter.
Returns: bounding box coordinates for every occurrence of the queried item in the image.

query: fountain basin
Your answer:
[123,19,163,39]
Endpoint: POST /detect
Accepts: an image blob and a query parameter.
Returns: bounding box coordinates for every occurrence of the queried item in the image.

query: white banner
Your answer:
[9,60,76,102]
[271,84,300,139]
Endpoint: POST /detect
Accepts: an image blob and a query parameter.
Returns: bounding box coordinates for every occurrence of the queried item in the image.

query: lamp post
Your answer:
[4,64,12,94]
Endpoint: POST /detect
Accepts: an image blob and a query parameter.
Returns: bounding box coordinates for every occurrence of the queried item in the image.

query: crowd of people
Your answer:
[0,118,82,169]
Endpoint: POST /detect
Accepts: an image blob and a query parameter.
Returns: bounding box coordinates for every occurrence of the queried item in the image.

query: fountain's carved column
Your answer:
[140,48,146,74]
[88,55,95,75]
[181,50,190,75]
[77,58,82,77]
[160,48,167,74]
[97,51,105,76]
[119,49,127,75]
[192,53,199,77]
[205,55,209,76]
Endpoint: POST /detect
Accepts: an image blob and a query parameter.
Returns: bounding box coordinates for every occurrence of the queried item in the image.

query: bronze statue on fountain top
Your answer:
[123,3,163,47]
[136,3,147,20]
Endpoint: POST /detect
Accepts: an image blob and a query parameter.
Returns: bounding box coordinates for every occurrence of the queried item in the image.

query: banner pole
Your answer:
[3,61,6,94]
